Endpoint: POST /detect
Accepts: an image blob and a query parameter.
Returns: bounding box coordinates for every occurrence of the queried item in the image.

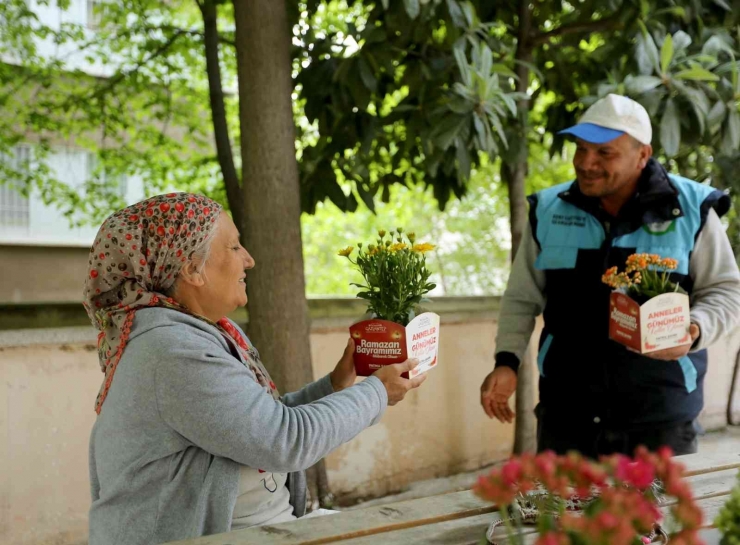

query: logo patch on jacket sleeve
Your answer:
[642,220,676,235]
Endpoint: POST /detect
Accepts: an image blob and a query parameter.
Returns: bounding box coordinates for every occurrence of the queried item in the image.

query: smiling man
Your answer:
[479,94,740,457]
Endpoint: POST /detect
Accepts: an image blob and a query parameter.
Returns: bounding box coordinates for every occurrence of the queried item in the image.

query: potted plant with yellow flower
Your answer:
[602,254,690,353]
[338,228,440,378]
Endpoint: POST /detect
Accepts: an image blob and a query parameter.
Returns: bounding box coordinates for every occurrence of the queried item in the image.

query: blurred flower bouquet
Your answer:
[602,254,691,353]
[338,229,440,377]
[475,447,704,545]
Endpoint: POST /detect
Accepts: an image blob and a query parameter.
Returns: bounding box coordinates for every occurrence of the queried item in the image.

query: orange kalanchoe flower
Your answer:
[603,253,683,298]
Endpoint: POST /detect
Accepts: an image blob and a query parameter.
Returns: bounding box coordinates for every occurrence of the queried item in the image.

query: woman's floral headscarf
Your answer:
[83,192,278,414]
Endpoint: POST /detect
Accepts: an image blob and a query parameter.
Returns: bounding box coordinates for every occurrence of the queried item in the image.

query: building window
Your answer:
[86,152,127,198]
[87,0,103,30]
[0,146,31,228]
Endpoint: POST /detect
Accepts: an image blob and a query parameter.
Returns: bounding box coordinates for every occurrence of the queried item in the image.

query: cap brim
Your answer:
[557,123,624,144]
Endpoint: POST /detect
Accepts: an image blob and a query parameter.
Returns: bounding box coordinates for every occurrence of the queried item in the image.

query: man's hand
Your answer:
[643,323,700,361]
[330,338,357,392]
[480,366,518,423]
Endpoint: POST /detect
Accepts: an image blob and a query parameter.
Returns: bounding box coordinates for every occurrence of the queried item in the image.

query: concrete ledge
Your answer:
[308,296,501,330]
[0,296,502,346]
[0,326,98,348]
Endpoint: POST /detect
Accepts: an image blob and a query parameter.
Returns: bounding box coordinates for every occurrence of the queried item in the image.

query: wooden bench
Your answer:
[171,451,740,544]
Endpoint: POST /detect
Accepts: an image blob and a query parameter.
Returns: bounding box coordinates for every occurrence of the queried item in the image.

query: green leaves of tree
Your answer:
[402,0,420,20]
[297,0,522,213]
[660,98,680,157]
[660,33,674,75]
[593,17,740,160]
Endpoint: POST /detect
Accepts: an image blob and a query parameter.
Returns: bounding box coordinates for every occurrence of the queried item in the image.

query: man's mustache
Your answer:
[577,169,607,178]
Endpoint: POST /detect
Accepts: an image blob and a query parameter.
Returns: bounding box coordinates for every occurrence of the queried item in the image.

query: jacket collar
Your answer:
[558,158,683,224]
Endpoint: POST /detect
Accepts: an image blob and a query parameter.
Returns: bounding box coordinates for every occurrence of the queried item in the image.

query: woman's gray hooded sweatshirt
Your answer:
[88,307,388,544]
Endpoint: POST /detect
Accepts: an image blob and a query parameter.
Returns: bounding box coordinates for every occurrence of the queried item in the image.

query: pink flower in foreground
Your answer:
[536,531,569,545]
[615,456,655,489]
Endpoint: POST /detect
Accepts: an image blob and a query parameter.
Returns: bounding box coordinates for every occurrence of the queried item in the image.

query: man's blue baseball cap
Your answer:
[557,123,625,144]
[557,94,653,145]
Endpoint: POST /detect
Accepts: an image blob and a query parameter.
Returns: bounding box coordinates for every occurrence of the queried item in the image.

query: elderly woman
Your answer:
[85,193,425,545]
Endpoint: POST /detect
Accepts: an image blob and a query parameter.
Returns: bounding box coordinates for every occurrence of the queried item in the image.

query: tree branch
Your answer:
[149,24,235,47]
[88,30,185,102]
[200,0,243,230]
[530,15,623,46]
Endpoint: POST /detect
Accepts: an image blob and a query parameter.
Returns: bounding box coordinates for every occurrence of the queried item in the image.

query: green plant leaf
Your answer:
[455,141,471,182]
[636,28,660,75]
[674,66,720,81]
[431,114,467,150]
[655,7,686,20]
[660,98,680,157]
[707,100,727,133]
[492,63,518,79]
[636,89,666,118]
[672,30,692,53]
[453,45,472,87]
[447,96,473,114]
[703,34,735,59]
[501,93,517,117]
[479,43,493,78]
[625,75,663,94]
[460,0,475,27]
[355,183,377,212]
[728,108,740,151]
[403,0,420,19]
[358,57,377,92]
[660,33,673,75]
[672,81,709,135]
[445,0,466,28]
[512,58,544,81]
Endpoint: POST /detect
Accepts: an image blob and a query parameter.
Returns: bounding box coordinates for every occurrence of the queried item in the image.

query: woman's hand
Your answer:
[330,338,357,392]
[372,359,427,406]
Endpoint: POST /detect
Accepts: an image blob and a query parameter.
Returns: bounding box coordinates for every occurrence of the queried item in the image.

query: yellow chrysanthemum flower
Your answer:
[337,246,353,257]
[412,243,436,253]
[390,242,408,252]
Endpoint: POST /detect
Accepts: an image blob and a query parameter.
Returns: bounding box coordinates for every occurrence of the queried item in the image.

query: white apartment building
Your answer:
[0,0,145,247]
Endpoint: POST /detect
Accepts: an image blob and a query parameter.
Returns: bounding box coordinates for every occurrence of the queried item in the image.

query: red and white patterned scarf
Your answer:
[83,192,278,414]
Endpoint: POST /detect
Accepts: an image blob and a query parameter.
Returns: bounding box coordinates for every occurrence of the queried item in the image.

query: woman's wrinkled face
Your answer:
[199,213,255,316]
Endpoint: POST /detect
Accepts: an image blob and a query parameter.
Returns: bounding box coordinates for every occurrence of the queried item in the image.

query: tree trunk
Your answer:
[502,162,537,456]
[232,0,331,509]
[507,0,537,455]
[200,0,242,231]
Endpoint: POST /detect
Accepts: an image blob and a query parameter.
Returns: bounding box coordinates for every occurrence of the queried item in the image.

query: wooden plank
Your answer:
[699,528,722,545]
[166,455,738,545]
[316,470,738,545]
[326,513,493,545]
[680,451,740,476]
[328,488,733,545]
[684,468,738,500]
[167,490,496,545]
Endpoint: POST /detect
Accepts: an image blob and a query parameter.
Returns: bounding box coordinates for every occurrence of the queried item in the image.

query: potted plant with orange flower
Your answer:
[338,228,440,378]
[602,254,690,354]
